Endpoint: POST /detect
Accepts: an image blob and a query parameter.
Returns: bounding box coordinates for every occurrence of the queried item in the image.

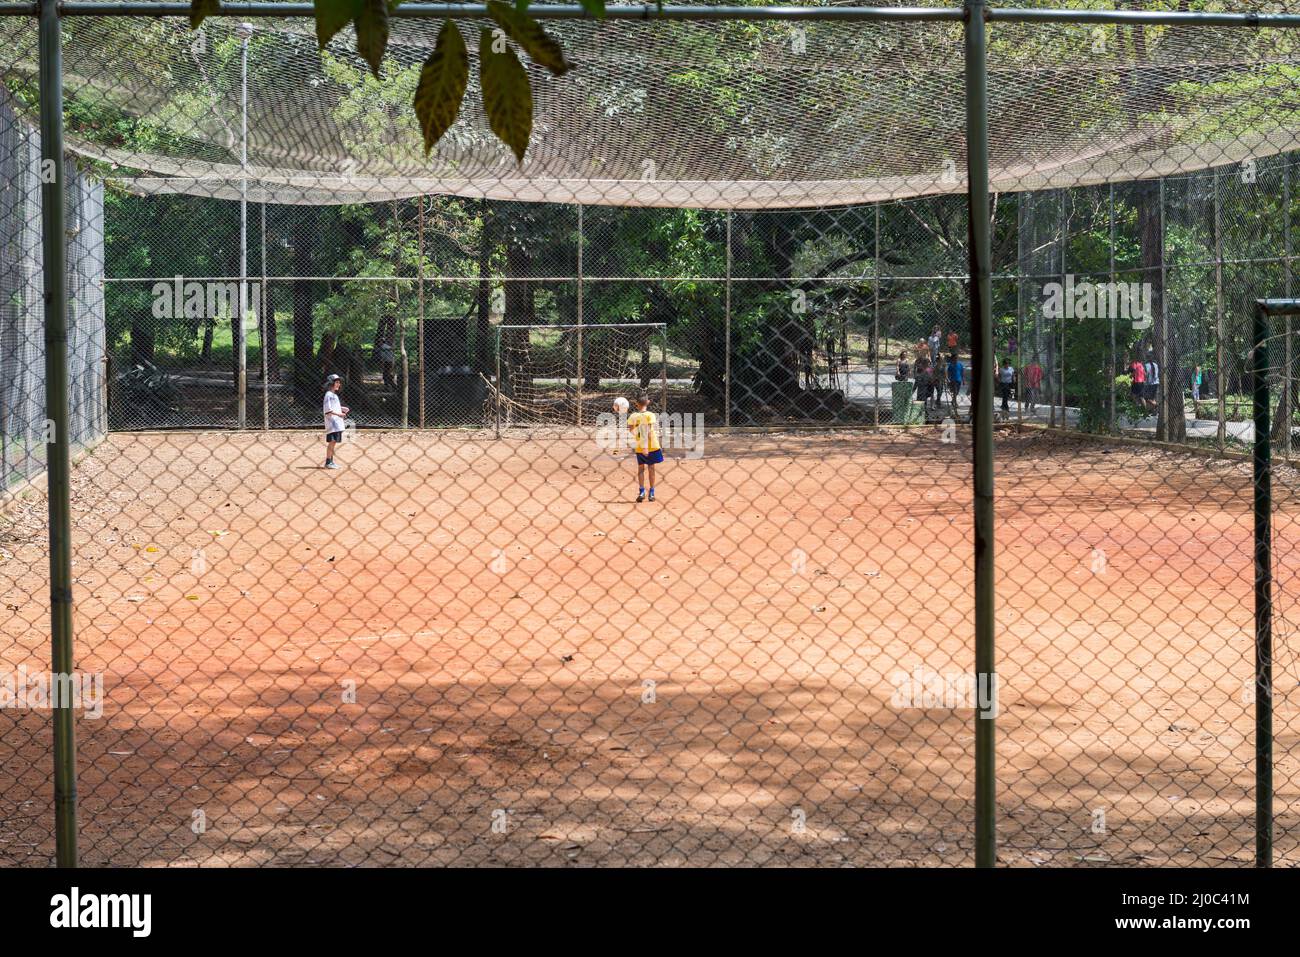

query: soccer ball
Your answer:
[613,396,629,415]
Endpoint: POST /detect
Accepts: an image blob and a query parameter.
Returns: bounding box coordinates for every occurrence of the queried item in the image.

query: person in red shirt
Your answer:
[1023,359,1044,413]
[1129,357,1146,408]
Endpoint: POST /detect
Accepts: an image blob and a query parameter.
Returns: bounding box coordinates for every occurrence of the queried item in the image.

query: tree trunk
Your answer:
[1127,12,1184,442]
[640,335,652,391]
[228,237,241,396]
[264,284,280,377]
[765,213,801,401]
[318,333,337,379]
[1135,179,1184,441]
[292,207,317,405]
[1272,318,1295,444]
[503,238,533,398]
[1271,381,1295,443]
[130,318,155,366]
[476,200,494,375]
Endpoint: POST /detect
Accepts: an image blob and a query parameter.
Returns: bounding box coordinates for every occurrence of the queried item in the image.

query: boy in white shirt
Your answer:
[323,374,349,469]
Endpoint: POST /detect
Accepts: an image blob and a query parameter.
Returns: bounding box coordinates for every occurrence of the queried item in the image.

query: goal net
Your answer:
[490,323,668,429]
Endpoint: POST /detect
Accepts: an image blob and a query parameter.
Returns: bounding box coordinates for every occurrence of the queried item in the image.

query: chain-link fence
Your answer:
[4,3,1300,868]
[95,165,1300,441]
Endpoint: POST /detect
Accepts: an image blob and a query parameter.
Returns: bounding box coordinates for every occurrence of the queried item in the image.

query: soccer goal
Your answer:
[489,323,669,431]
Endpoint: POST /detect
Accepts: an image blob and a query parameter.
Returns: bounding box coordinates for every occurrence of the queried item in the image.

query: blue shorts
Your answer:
[326,431,343,443]
[636,450,664,465]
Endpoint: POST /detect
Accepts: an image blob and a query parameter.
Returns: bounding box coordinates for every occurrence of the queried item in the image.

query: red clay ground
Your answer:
[1,428,1298,866]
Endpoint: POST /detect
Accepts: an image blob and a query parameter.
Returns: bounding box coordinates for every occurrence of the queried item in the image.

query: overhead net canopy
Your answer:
[1,4,1299,206]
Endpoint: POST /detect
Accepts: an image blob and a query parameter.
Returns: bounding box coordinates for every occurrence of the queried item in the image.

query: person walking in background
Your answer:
[998,359,1015,415]
[946,352,964,415]
[928,325,942,364]
[915,356,932,405]
[1144,352,1160,413]
[931,353,948,412]
[946,330,958,353]
[1129,355,1146,411]
[896,351,911,381]
[1191,364,1203,404]
[1023,358,1043,413]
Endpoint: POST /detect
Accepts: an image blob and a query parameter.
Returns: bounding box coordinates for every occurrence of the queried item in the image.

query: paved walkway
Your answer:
[836,365,1260,442]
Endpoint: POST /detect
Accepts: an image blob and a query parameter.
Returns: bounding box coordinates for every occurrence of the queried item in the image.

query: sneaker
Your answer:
[648,490,655,502]
[635,491,645,503]
[325,462,340,469]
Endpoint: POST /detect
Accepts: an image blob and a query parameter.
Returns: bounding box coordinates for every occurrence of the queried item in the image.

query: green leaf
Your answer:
[355,0,390,78]
[486,0,571,77]
[414,20,470,155]
[189,0,220,31]
[479,27,533,165]
[577,0,606,18]
[315,0,363,50]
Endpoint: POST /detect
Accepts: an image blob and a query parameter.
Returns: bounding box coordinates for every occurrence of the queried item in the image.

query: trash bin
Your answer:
[891,379,923,424]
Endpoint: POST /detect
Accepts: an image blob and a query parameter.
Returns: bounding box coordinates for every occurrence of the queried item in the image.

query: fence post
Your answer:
[576,204,583,428]
[261,201,269,430]
[661,324,668,420]
[418,198,425,429]
[965,0,996,868]
[236,23,249,430]
[1214,175,1226,448]
[873,203,880,427]
[1109,183,1116,432]
[1251,300,1274,868]
[38,0,78,868]
[724,210,732,428]
[1058,189,1066,427]
[1285,162,1293,458]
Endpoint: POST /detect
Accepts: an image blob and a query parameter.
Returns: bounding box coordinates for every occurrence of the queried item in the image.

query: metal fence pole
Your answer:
[1109,183,1116,432]
[1285,163,1293,458]
[236,22,250,429]
[1047,204,1056,428]
[261,200,268,430]
[873,202,880,427]
[1057,190,1066,427]
[724,210,732,428]
[38,0,77,867]
[399,279,409,429]
[418,198,425,429]
[1015,263,1023,427]
[1216,174,1226,448]
[965,0,996,869]
[1159,176,1169,441]
[576,204,583,428]
[661,324,668,420]
[1251,299,1275,868]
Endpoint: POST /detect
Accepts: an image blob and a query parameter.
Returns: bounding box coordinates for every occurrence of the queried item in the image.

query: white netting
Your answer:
[1,5,1299,206]
[0,95,106,492]
[491,322,667,426]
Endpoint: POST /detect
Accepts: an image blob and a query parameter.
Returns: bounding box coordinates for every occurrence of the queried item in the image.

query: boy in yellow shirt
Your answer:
[627,394,663,502]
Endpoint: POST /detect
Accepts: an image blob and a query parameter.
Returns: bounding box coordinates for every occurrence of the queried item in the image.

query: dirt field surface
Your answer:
[2,427,1298,866]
